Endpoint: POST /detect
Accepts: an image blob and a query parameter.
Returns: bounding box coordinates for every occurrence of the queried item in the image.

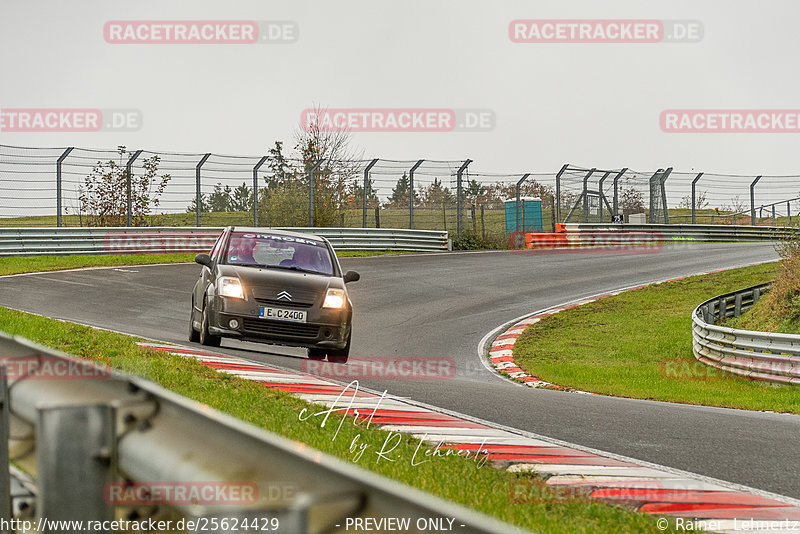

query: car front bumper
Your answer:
[208,296,351,349]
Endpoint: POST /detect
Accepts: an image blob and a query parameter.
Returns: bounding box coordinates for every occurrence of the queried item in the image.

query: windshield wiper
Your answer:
[229,262,266,268]
[265,265,328,275]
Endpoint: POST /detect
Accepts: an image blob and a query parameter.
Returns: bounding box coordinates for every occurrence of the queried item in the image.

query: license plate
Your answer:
[259,306,307,323]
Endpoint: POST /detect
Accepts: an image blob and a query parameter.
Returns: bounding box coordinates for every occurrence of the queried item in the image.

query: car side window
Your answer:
[209,231,227,262]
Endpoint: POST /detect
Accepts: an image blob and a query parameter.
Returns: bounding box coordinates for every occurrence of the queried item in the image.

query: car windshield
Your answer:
[224,232,334,276]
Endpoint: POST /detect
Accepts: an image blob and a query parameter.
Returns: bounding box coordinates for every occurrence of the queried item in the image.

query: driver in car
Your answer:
[229,235,258,264]
[280,246,321,272]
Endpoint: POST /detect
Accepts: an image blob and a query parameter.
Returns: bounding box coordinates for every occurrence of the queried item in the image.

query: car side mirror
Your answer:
[343,270,360,283]
[195,253,212,267]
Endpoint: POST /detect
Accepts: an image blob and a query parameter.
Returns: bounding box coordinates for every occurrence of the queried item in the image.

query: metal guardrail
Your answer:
[0,227,449,256]
[565,223,796,242]
[691,283,800,385]
[0,332,517,533]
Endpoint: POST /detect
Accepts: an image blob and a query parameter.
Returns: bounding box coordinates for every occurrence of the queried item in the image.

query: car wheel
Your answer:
[189,298,200,342]
[327,334,350,364]
[307,348,326,360]
[199,298,222,347]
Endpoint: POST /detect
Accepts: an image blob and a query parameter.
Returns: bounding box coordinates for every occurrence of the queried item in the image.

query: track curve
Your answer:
[1,243,798,499]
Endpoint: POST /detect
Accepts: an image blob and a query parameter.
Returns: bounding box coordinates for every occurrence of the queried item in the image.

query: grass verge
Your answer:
[513,261,800,413]
[0,307,672,533]
[0,250,409,277]
[726,247,800,334]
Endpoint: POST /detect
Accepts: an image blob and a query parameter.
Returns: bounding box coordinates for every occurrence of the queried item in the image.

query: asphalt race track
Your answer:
[1,243,798,500]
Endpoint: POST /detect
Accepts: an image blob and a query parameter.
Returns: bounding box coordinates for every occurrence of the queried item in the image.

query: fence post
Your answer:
[408,160,424,229]
[125,150,143,227]
[252,156,268,227]
[56,147,74,227]
[481,205,485,239]
[788,201,792,224]
[598,171,611,221]
[555,164,568,223]
[582,168,596,223]
[660,167,672,224]
[362,159,379,228]
[612,168,627,218]
[455,159,472,236]
[772,204,776,226]
[750,175,762,226]
[307,159,325,227]
[648,169,664,223]
[374,205,380,228]
[195,153,211,227]
[516,173,531,232]
[691,172,703,224]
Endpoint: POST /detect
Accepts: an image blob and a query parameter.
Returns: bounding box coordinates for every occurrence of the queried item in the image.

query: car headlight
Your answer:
[322,288,345,309]
[219,277,244,299]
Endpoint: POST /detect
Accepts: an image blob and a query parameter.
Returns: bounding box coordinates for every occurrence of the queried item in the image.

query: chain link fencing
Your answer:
[2,145,799,236]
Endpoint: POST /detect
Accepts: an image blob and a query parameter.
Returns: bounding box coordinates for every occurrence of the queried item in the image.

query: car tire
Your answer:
[327,335,350,364]
[307,348,326,360]
[189,297,200,342]
[199,298,222,347]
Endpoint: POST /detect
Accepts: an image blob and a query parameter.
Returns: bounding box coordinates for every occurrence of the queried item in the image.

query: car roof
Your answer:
[229,227,326,243]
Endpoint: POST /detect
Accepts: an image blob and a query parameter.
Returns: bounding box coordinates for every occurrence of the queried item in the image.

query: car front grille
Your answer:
[248,284,319,307]
[242,318,320,339]
[255,298,312,309]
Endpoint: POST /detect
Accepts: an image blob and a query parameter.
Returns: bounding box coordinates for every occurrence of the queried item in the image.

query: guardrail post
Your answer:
[37,404,116,524]
[125,150,143,227]
[362,159,379,228]
[252,156,268,227]
[581,168,595,223]
[750,175,762,226]
[516,174,531,232]
[691,172,703,224]
[0,371,11,530]
[408,160,424,229]
[195,153,211,228]
[555,164,568,223]
[455,159,472,236]
[307,159,325,227]
[56,147,74,228]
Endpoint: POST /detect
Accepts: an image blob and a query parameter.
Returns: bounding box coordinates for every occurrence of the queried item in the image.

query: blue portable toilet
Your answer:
[505,197,543,233]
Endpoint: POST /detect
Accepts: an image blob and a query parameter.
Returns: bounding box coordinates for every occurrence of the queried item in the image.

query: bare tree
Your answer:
[678,190,709,210]
[293,104,364,225]
[78,146,170,226]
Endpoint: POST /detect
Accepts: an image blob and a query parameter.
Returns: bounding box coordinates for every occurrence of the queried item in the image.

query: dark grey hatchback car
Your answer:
[189,227,359,363]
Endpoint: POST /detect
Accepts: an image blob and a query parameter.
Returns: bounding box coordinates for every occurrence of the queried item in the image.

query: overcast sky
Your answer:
[1,0,798,177]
